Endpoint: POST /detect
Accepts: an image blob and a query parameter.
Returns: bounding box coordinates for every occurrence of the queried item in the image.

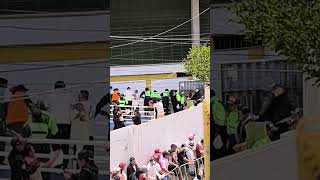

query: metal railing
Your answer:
[0,136,108,177]
[110,105,156,129]
[161,157,205,180]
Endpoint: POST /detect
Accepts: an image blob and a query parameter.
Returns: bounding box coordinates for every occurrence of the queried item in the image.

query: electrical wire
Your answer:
[111,7,210,49]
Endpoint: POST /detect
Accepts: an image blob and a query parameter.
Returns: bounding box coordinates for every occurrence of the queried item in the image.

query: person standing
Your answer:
[169,90,178,113]
[45,81,73,169]
[132,109,141,125]
[225,96,240,154]
[180,92,186,110]
[8,137,35,180]
[6,85,31,138]
[63,150,98,180]
[70,103,90,157]
[124,87,134,106]
[140,88,151,106]
[127,157,139,180]
[174,90,181,111]
[161,89,170,115]
[112,88,120,104]
[236,105,253,144]
[0,78,8,164]
[211,90,227,158]
[132,90,140,107]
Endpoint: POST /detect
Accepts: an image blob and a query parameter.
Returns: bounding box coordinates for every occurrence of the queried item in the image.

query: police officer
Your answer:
[118,95,128,107]
[161,89,170,115]
[210,90,227,159]
[151,90,161,102]
[25,103,58,166]
[180,92,186,110]
[140,88,151,106]
[26,103,58,139]
[175,90,182,111]
[225,96,240,154]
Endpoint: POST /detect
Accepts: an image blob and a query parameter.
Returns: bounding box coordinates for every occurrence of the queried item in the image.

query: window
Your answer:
[213,35,262,50]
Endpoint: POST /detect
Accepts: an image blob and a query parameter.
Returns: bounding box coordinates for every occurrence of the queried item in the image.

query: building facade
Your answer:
[111,0,210,65]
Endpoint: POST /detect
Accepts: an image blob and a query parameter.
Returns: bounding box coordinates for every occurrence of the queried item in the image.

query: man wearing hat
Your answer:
[258,84,292,124]
[6,84,31,138]
[0,78,8,164]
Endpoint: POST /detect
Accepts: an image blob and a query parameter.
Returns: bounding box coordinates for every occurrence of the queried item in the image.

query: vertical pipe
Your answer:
[191,0,201,45]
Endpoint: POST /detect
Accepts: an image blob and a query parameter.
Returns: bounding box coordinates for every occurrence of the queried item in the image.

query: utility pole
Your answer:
[191,0,200,45]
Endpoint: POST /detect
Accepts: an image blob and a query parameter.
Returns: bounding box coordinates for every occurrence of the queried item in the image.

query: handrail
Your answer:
[0,152,106,161]
[0,165,109,175]
[0,136,106,146]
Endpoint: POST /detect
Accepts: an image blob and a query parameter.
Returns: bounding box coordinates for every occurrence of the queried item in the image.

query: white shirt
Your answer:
[147,162,162,180]
[159,157,169,170]
[46,90,73,124]
[186,149,195,161]
[124,90,134,101]
[154,102,164,118]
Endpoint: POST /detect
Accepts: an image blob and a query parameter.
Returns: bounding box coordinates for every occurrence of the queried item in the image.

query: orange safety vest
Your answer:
[112,91,120,102]
[6,92,28,125]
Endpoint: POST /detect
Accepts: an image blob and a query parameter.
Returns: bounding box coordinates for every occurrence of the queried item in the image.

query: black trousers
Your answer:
[56,124,71,169]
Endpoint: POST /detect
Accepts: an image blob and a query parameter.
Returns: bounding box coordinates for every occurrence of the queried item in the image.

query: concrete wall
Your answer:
[110,104,204,168]
[303,76,320,115]
[211,131,298,180]
[0,12,109,46]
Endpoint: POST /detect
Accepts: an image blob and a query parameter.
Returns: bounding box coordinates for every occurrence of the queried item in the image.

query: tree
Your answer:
[231,0,320,85]
[182,44,210,85]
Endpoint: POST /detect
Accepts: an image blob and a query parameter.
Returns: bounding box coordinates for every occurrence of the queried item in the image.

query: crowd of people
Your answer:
[111,134,205,180]
[211,83,296,160]
[0,77,109,179]
[110,86,204,130]
[8,136,98,180]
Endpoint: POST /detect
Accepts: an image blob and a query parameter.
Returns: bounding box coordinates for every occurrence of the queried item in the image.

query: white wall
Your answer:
[0,12,110,45]
[303,76,320,116]
[211,131,298,180]
[110,104,204,168]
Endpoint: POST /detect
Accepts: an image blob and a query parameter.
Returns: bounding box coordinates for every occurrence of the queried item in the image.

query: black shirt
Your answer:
[177,150,187,166]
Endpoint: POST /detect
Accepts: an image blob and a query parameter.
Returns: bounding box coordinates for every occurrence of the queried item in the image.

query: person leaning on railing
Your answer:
[63,150,98,180]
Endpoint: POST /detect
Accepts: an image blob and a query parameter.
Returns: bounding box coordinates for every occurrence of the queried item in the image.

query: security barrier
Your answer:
[0,136,108,178]
[166,157,205,180]
[110,105,156,129]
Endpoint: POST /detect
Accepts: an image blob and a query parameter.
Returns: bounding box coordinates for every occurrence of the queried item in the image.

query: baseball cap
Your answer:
[119,162,126,169]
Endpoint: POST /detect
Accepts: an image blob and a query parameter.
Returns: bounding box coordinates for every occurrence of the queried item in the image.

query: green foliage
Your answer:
[231,0,320,86]
[182,44,210,85]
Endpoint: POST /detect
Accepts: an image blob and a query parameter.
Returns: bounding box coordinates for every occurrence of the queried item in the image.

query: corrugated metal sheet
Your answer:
[214,60,303,114]
[179,80,205,97]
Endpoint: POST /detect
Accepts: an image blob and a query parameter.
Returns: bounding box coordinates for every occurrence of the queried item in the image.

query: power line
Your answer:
[111,7,210,49]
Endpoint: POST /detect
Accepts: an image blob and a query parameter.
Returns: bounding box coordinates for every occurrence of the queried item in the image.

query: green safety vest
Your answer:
[176,93,181,102]
[25,111,58,138]
[180,96,186,104]
[162,91,169,97]
[187,100,194,108]
[119,99,126,106]
[151,92,161,99]
[145,90,151,97]
[211,96,226,126]
[246,122,271,149]
[226,110,239,135]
